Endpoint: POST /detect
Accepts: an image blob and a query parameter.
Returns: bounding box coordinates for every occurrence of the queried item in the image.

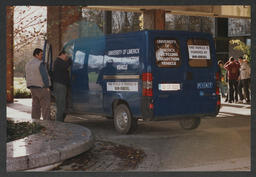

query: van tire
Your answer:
[114,104,137,134]
[179,117,201,130]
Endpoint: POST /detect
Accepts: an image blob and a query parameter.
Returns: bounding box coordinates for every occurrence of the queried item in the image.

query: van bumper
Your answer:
[141,96,154,121]
[143,113,218,121]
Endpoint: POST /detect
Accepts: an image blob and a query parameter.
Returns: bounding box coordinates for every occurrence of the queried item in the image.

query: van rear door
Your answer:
[185,37,218,116]
[151,32,218,119]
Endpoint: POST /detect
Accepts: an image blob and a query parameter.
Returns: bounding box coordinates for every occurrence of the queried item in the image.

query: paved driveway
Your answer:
[64,102,250,171]
[7,99,250,171]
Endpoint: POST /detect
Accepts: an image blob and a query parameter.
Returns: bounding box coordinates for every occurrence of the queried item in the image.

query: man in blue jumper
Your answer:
[52,50,72,122]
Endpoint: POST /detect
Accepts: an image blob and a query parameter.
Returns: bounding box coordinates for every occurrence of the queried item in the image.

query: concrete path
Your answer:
[6,99,94,171]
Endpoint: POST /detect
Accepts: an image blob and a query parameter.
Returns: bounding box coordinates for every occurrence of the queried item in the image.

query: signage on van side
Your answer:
[107,82,138,92]
[105,48,140,71]
[108,48,140,56]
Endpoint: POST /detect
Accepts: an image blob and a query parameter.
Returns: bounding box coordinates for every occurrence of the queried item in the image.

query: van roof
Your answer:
[64,30,213,46]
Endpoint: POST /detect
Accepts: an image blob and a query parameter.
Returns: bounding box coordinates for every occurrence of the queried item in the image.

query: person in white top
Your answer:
[25,48,51,119]
[237,57,251,103]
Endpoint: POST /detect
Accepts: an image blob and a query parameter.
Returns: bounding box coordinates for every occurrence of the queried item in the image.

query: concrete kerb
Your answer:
[7,119,95,171]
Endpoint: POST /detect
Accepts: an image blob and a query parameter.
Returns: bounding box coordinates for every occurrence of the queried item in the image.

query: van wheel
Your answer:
[50,103,57,121]
[114,104,137,134]
[179,117,201,130]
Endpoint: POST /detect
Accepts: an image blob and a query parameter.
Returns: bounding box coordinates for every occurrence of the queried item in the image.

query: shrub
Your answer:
[14,88,31,98]
[7,120,44,142]
[14,77,31,98]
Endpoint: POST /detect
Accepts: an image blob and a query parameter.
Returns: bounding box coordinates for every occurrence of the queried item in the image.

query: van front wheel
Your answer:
[114,104,137,134]
[179,117,201,130]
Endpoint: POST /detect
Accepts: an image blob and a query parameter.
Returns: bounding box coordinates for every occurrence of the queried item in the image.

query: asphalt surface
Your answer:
[57,100,251,171]
[6,98,251,171]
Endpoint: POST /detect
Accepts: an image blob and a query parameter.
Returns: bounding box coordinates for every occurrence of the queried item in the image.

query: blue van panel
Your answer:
[67,30,219,119]
[146,31,218,119]
[70,31,149,116]
[102,32,147,117]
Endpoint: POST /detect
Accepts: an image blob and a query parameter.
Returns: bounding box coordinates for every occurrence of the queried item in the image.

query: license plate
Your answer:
[158,83,181,91]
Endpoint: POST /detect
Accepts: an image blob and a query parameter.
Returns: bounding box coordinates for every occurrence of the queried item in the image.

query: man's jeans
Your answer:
[218,81,227,97]
[241,78,251,101]
[228,79,238,102]
[54,82,67,122]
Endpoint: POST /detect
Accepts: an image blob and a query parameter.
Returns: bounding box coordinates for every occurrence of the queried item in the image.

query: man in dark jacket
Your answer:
[53,50,72,122]
[224,57,240,103]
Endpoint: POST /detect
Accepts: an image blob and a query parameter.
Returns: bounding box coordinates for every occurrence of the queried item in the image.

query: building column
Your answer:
[103,11,112,34]
[215,18,229,62]
[142,9,165,30]
[6,6,14,103]
[155,10,165,30]
[60,6,82,46]
[47,6,82,60]
[47,6,61,60]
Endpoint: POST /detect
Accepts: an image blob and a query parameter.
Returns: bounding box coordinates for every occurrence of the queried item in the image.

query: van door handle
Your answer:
[186,72,193,80]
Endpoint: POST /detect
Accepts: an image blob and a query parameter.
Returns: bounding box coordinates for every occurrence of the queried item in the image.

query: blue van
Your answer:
[46,30,221,134]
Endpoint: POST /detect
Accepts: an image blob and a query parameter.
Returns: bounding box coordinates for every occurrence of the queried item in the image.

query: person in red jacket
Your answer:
[224,57,240,103]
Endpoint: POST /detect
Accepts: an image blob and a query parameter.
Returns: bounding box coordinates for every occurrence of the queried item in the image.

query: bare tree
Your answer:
[14,6,47,52]
[13,6,47,75]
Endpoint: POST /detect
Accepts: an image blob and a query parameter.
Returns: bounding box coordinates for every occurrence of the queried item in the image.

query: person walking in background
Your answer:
[218,60,228,98]
[244,59,251,92]
[224,57,240,103]
[52,50,72,122]
[224,64,229,102]
[25,48,51,120]
[238,57,251,103]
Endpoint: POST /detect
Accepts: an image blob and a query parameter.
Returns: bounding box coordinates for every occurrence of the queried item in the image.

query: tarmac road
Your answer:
[59,102,250,171]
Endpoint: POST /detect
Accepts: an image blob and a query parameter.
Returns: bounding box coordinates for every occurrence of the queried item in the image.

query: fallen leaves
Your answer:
[52,140,146,171]
[109,143,146,169]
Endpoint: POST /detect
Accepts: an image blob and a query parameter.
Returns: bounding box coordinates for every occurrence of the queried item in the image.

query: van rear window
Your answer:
[187,39,212,67]
[155,39,181,68]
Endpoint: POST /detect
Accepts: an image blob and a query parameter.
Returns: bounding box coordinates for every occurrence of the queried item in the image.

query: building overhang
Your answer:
[86,5,251,19]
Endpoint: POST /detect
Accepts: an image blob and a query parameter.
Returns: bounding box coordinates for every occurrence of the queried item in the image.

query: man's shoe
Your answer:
[237,100,243,104]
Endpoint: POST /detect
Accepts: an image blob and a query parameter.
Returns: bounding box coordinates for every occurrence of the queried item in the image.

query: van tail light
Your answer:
[142,73,153,97]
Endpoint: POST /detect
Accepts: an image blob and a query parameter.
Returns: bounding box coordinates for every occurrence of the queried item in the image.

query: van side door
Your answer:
[71,40,104,113]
